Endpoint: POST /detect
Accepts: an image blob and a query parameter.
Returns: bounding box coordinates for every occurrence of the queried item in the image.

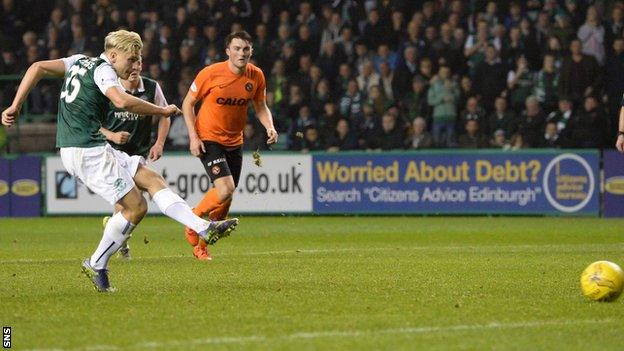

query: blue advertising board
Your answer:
[0,157,9,216]
[9,155,41,217]
[312,151,599,215]
[603,150,624,217]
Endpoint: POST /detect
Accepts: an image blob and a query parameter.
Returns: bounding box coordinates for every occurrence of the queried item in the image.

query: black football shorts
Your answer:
[199,141,243,187]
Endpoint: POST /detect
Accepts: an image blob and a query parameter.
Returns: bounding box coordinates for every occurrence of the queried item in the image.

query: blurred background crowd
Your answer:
[0,0,623,153]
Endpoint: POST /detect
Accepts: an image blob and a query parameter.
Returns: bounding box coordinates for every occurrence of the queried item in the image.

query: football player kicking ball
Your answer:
[1,30,238,292]
[182,31,277,260]
[99,57,171,260]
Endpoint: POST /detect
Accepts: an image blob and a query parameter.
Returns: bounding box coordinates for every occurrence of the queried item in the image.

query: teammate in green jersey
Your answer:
[100,58,170,161]
[2,30,238,292]
[99,58,171,259]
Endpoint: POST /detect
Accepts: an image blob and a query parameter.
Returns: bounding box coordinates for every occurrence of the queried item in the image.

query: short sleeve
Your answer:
[189,67,210,99]
[253,68,266,103]
[154,82,168,107]
[93,62,122,95]
[61,54,86,73]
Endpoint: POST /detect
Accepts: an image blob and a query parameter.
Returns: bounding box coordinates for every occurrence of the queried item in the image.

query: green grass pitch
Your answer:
[1,216,624,350]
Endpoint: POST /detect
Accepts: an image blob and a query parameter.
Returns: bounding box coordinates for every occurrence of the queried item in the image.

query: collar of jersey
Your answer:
[117,76,145,93]
[99,53,111,64]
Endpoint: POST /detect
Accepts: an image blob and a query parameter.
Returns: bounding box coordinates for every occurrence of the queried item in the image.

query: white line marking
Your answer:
[2,243,623,264]
[22,318,617,351]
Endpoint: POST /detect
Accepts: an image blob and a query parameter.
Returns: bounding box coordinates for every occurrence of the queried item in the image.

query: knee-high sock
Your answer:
[153,188,210,234]
[209,199,232,221]
[192,188,224,218]
[90,212,135,270]
[111,210,130,251]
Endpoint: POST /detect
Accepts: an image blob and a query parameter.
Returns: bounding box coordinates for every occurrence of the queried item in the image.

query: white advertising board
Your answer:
[45,154,312,214]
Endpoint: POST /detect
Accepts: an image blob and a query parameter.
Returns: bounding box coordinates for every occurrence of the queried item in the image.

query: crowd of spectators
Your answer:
[1,0,622,152]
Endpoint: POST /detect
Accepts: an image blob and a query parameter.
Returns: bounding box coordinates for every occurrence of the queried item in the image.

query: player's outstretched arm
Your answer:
[105,87,180,118]
[616,106,624,152]
[253,99,278,145]
[2,59,65,127]
[181,91,206,156]
[148,83,171,162]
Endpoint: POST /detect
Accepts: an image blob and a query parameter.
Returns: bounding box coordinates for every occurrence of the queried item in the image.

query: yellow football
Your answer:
[580,261,624,302]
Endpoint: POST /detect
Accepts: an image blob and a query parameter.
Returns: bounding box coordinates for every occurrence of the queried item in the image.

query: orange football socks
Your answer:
[192,188,223,218]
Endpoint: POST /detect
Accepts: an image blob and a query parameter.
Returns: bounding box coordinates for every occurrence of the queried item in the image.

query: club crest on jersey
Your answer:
[211,165,221,175]
[113,178,126,194]
[245,82,253,92]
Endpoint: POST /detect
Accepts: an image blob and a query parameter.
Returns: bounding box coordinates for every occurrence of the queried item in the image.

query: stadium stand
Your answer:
[0,0,622,153]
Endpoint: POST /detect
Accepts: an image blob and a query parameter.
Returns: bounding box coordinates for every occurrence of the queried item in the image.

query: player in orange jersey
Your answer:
[182,31,278,260]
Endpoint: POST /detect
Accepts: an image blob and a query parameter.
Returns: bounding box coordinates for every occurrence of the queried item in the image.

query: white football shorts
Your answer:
[60,143,145,205]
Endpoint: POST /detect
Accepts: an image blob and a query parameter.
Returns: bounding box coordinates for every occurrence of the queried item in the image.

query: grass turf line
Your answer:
[1,216,624,350]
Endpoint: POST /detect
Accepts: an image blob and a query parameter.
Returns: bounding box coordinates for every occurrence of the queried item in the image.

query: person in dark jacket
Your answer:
[605,38,624,130]
[558,39,601,105]
[538,121,564,148]
[568,95,610,148]
[487,96,517,139]
[545,96,575,143]
[458,119,490,148]
[327,118,359,152]
[472,44,507,112]
[369,113,406,150]
[518,96,546,147]
[300,125,324,152]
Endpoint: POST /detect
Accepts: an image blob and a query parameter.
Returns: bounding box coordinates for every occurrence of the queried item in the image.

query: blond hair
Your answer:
[104,30,142,55]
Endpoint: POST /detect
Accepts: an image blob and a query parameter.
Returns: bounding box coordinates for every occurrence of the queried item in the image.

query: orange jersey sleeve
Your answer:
[189,61,266,147]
